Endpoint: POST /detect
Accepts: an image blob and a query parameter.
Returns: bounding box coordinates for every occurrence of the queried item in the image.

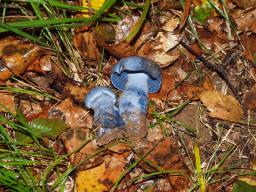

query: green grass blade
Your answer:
[194,143,206,192]
[125,0,151,42]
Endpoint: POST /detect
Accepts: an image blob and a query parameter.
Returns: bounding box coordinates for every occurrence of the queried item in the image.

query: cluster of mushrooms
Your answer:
[85,56,162,145]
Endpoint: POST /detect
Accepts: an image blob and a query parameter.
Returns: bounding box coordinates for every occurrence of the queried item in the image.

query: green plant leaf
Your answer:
[16,118,69,143]
[232,180,256,192]
[192,1,214,24]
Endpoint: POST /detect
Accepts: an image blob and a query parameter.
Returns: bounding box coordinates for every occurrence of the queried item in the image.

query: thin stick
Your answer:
[180,40,243,107]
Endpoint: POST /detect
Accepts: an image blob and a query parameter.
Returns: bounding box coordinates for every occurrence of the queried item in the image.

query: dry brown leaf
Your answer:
[61,128,95,165]
[182,76,215,100]
[19,100,43,120]
[138,18,180,67]
[63,82,90,103]
[149,73,176,100]
[199,90,244,122]
[96,39,136,58]
[232,0,256,8]
[28,54,52,73]
[244,86,256,109]
[143,138,190,192]
[48,98,92,129]
[0,92,16,113]
[0,39,43,81]
[234,9,256,33]
[73,32,101,62]
[241,34,256,62]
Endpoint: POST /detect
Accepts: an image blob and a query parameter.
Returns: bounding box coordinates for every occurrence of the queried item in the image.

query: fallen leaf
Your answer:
[63,82,90,103]
[234,9,256,33]
[94,24,116,43]
[48,98,92,129]
[61,127,96,166]
[28,54,53,73]
[100,153,128,189]
[238,161,256,186]
[96,39,136,58]
[143,138,191,191]
[19,99,43,120]
[73,32,102,62]
[75,153,128,192]
[0,92,16,113]
[138,18,180,67]
[232,0,256,8]
[0,38,43,81]
[241,34,256,62]
[115,15,139,42]
[244,86,256,109]
[199,90,244,122]
[182,76,215,100]
[179,0,191,29]
[75,162,107,192]
[149,73,176,100]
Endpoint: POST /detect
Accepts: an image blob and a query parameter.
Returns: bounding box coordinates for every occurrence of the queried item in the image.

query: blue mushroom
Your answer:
[111,56,162,138]
[85,86,124,143]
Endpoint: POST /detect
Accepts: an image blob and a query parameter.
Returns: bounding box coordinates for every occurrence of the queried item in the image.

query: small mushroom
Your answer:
[85,86,124,144]
[111,56,162,140]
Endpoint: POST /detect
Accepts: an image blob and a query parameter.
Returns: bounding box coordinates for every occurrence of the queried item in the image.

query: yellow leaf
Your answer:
[199,90,243,122]
[75,162,107,192]
[82,0,105,17]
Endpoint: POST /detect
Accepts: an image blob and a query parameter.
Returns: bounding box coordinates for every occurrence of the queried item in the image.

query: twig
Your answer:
[180,40,244,108]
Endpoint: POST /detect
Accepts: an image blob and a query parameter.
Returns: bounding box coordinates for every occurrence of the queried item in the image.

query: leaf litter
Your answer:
[0,0,256,192]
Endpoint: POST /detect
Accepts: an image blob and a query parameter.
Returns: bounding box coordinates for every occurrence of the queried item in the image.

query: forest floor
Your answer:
[0,0,256,191]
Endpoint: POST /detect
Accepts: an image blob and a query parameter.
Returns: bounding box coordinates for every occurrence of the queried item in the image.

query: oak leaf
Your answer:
[199,91,243,122]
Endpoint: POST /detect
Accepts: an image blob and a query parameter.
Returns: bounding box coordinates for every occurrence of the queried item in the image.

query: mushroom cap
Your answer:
[85,86,116,109]
[111,56,162,93]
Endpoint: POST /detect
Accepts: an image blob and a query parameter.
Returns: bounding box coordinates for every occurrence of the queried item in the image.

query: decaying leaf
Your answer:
[199,90,244,122]
[241,34,256,62]
[138,18,180,67]
[234,9,256,33]
[0,38,43,81]
[149,73,176,100]
[143,138,191,191]
[73,32,102,62]
[28,54,53,73]
[232,180,256,192]
[0,92,16,113]
[244,86,256,109]
[61,127,96,166]
[182,76,215,100]
[115,15,139,42]
[75,153,127,192]
[96,39,136,58]
[232,0,256,8]
[63,82,90,103]
[48,98,92,129]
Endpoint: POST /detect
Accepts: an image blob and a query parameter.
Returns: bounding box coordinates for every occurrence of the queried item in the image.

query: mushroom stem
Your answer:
[119,73,149,115]
[118,73,149,139]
